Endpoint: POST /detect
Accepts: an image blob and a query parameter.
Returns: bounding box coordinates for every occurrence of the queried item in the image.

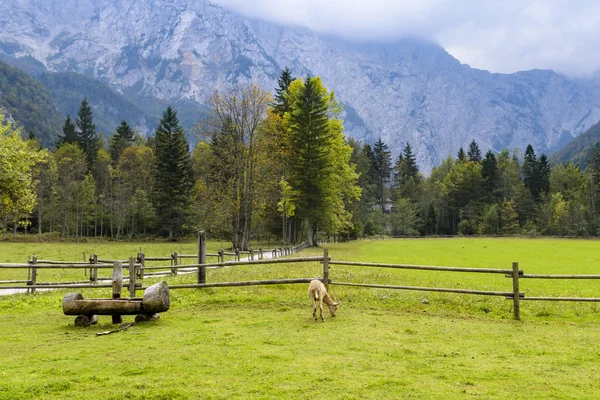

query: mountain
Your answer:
[2,0,600,171]
[553,121,600,168]
[0,60,62,146]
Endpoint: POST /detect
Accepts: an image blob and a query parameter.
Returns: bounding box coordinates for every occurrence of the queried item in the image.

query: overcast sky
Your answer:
[212,0,600,77]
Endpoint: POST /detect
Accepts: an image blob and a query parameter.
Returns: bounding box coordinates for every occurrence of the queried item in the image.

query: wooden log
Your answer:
[112,262,123,324]
[65,298,143,315]
[74,314,98,327]
[135,313,160,323]
[142,281,170,313]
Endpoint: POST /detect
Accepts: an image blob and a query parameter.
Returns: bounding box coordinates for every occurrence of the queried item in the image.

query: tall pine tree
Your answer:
[523,144,543,200]
[57,115,77,147]
[110,120,135,165]
[372,138,392,211]
[273,67,294,116]
[153,106,193,239]
[283,76,359,245]
[457,147,467,162]
[481,150,499,201]
[467,139,482,163]
[76,97,98,170]
[395,142,419,185]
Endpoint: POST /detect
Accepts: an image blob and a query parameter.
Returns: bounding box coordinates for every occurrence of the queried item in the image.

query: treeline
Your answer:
[353,137,600,237]
[3,68,600,245]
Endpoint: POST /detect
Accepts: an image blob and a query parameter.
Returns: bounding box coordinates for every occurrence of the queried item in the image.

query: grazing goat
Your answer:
[308,280,339,322]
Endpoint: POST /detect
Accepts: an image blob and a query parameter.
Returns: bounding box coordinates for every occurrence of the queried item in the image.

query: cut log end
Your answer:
[63,293,84,315]
[142,281,170,313]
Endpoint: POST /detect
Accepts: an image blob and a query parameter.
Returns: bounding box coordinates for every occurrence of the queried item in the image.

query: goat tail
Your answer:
[314,291,319,300]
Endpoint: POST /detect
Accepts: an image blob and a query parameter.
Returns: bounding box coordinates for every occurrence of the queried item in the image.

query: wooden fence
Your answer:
[0,231,308,293]
[1,236,599,320]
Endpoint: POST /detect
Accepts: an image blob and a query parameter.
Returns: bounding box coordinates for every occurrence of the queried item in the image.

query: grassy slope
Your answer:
[1,238,600,399]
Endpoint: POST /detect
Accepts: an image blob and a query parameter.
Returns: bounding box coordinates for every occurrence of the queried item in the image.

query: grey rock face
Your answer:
[2,0,599,171]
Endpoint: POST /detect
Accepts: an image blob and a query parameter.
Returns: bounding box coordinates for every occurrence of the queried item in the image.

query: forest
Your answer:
[2,68,600,247]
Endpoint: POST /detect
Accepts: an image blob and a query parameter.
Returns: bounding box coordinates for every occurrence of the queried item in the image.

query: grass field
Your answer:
[1,237,599,399]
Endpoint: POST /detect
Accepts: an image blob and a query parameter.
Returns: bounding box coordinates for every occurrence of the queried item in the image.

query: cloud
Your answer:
[212,0,600,76]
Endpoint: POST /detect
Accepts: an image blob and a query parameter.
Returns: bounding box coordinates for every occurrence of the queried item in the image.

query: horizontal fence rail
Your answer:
[331,281,523,297]
[329,261,515,274]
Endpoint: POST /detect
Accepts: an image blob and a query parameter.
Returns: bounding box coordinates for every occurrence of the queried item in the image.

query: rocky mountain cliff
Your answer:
[2,0,600,171]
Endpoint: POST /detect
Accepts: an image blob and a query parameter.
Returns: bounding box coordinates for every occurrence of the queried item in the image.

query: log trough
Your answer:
[63,261,170,326]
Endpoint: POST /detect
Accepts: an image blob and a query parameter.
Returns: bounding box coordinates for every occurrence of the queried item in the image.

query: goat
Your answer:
[307,280,339,321]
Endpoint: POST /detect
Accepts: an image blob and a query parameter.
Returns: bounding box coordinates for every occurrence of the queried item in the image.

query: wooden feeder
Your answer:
[63,261,170,326]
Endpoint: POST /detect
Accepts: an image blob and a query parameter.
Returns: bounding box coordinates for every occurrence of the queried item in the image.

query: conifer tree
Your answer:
[372,138,392,211]
[283,76,360,245]
[481,150,499,201]
[153,106,193,239]
[457,147,467,162]
[522,144,537,193]
[273,67,294,116]
[467,139,482,163]
[537,154,551,196]
[396,142,419,185]
[76,97,98,169]
[110,120,135,165]
[57,115,77,147]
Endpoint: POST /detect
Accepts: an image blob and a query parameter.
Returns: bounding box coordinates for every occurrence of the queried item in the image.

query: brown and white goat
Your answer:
[307,280,339,321]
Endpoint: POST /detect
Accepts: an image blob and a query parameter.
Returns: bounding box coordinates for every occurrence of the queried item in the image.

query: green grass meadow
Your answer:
[1,238,600,399]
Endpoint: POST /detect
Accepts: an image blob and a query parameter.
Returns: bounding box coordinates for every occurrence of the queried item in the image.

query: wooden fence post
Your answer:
[323,248,329,292]
[112,261,123,324]
[30,255,38,294]
[250,248,254,261]
[198,231,206,284]
[128,257,136,298]
[259,247,263,260]
[92,254,98,283]
[83,251,87,276]
[512,262,521,321]
[138,252,145,280]
[219,248,224,263]
[27,255,31,294]
[172,252,178,275]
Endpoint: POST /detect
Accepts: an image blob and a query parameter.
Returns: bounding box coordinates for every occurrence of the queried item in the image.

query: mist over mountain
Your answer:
[2,0,600,171]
